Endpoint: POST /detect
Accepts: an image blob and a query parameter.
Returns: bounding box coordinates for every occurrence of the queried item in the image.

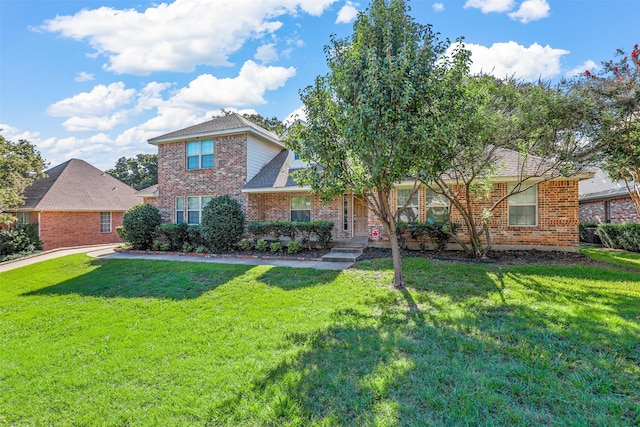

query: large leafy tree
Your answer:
[286,0,470,287]
[427,75,593,258]
[106,154,158,190]
[0,135,47,223]
[579,44,640,216]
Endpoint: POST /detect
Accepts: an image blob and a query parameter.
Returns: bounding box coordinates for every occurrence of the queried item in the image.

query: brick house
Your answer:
[579,168,638,223]
[147,113,593,252]
[8,159,140,250]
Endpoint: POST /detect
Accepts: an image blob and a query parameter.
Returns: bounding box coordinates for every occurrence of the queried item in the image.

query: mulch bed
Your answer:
[359,247,596,265]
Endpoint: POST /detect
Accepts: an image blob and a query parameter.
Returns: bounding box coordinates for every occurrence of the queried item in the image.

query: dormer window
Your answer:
[187,140,214,170]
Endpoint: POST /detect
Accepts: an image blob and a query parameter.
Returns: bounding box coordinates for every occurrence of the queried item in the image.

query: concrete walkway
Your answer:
[0,245,353,273]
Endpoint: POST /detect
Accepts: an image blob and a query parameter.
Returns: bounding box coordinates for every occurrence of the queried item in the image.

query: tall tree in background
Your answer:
[579,44,640,216]
[286,0,470,288]
[242,113,286,137]
[106,154,158,190]
[0,135,47,223]
[427,75,593,258]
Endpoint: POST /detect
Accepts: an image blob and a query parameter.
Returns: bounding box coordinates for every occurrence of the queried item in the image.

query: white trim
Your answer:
[149,127,284,148]
[242,186,311,193]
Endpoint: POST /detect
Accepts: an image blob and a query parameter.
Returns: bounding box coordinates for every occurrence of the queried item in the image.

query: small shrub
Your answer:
[200,195,245,252]
[182,242,194,253]
[239,238,254,251]
[618,223,640,252]
[270,241,282,253]
[287,240,301,254]
[0,224,42,258]
[311,220,334,249]
[195,245,209,254]
[152,241,163,251]
[116,225,127,241]
[596,223,625,249]
[122,204,162,250]
[187,225,206,248]
[256,239,268,251]
[157,223,190,251]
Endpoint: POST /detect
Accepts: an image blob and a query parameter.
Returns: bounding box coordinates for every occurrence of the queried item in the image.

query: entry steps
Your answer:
[321,242,367,263]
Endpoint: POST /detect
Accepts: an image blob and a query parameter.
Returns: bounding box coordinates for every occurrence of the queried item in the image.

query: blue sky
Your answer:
[1,0,638,171]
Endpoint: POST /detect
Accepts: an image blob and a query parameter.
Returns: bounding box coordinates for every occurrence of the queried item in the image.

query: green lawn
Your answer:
[1,254,638,426]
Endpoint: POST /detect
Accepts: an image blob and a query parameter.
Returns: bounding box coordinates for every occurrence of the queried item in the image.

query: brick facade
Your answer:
[157,134,248,222]
[37,211,125,251]
[580,197,638,223]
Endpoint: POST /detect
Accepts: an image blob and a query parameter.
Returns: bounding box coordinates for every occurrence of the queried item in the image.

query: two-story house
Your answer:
[145,113,593,252]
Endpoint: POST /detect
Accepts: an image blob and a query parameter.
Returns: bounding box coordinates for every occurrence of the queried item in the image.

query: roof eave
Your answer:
[242,186,311,193]
[149,126,284,147]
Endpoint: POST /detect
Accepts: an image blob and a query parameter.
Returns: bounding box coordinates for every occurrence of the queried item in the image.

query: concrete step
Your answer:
[321,251,362,263]
[331,246,363,254]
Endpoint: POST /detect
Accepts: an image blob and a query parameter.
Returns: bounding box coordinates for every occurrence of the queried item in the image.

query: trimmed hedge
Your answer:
[248,220,334,249]
[157,223,190,251]
[200,195,245,252]
[596,223,640,252]
[396,221,459,251]
[122,204,162,250]
[0,223,42,259]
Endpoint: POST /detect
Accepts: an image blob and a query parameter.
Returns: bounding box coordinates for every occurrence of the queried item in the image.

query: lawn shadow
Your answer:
[256,266,341,291]
[23,258,254,300]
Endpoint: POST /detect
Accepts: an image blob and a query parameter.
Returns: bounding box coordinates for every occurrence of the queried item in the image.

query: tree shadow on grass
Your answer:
[23,258,254,300]
[256,266,341,291]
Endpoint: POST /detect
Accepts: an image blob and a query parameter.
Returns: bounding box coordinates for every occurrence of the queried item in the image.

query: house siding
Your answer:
[580,197,638,223]
[38,211,125,251]
[157,134,248,222]
[246,135,283,183]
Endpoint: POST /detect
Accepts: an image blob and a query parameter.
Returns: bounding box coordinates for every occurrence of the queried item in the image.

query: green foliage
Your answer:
[285,0,471,286]
[194,245,209,254]
[287,240,301,254]
[239,238,254,251]
[397,221,460,252]
[256,239,268,251]
[105,154,158,190]
[248,220,333,249]
[115,225,127,242]
[0,135,47,223]
[182,242,194,253]
[577,44,640,218]
[270,242,282,253]
[157,223,190,251]
[597,223,640,252]
[579,221,600,243]
[122,204,162,250]
[0,224,42,259]
[200,195,246,252]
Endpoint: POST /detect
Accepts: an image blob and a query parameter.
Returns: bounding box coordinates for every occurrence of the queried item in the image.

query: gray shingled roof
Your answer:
[244,150,309,191]
[19,159,140,211]
[579,187,631,202]
[148,112,283,146]
[135,184,158,197]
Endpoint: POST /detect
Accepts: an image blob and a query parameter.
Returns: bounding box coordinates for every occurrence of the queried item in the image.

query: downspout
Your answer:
[38,211,41,238]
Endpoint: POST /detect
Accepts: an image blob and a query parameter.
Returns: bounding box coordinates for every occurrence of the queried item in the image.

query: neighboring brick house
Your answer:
[8,159,140,250]
[579,168,638,223]
[147,113,594,252]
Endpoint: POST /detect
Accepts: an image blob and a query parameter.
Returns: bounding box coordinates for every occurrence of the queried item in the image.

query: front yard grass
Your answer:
[1,254,638,426]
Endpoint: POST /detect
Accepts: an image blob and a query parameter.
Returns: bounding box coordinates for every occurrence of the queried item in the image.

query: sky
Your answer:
[1,0,638,171]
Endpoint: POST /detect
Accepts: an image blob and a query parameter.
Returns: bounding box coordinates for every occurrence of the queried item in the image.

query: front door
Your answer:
[353,197,368,237]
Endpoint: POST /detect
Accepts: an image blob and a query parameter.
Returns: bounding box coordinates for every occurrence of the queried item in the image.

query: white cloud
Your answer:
[284,106,306,125]
[75,71,94,82]
[40,0,338,75]
[47,82,135,117]
[566,60,599,78]
[432,3,445,12]
[171,60,296,107]
[508,0,550,23]
[464,0,514,13]
[462,41,569,80]
[61,113,128,132]
[336,1,358,24]
[255,43,279,63]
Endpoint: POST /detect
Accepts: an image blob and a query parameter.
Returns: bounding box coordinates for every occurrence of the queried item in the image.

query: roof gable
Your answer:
[20,159,140,211]
[148,112,283,147]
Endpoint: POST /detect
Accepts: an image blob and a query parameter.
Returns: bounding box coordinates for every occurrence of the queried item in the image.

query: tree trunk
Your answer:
[387,222,406,289]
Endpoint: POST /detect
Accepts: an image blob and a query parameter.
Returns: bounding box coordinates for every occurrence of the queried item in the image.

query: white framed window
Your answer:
[397,188,419,223]
[186,196,213,225]
[16,212,29,225]
[508,185,537,226]
[176,197,185,223]
[186,140,214,170]
[426,189,450,223]
[291,195,311,222]
[100,212,112,233]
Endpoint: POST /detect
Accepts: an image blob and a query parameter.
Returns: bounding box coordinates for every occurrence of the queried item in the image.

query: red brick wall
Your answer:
[156,134,248,222]
[580,197,638,223]
[39,211,125,251]
[247,192,349,239]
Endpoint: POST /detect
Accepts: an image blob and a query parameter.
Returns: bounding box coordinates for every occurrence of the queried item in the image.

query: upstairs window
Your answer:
[397,188,419,223]
[291,195,311,222]
[187,140,214,170]
[426,189,450,223]
[508,185,537,226]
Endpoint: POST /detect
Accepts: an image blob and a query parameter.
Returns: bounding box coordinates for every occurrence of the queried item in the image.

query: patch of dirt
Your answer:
[358,247,596,265]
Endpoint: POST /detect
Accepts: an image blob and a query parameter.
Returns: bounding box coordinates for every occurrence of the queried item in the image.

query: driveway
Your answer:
[0,245,353,272]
